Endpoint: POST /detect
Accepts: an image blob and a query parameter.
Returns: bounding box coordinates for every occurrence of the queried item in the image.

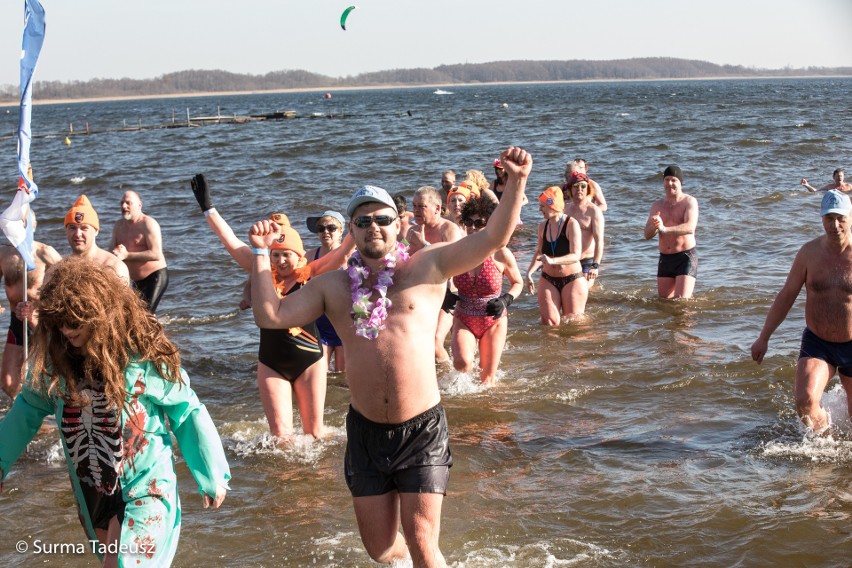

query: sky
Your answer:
[0,0,851,86]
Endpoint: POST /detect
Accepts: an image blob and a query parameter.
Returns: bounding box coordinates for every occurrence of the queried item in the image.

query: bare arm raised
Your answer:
[190,173,254,272]
[423,147,532,282]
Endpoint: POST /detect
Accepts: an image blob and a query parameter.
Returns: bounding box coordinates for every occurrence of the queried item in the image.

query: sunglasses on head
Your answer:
[463,218,488,228]
[314,224,339,233]
[353,215,397,229]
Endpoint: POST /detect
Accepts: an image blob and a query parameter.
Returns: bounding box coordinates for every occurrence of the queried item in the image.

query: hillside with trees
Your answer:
[1,58,849,102]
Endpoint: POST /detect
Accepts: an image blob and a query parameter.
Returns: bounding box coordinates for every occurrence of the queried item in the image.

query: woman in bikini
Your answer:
[305,210,348,373]
[451,196,523,385]
[526,186,588,325]
[190,174,352,439]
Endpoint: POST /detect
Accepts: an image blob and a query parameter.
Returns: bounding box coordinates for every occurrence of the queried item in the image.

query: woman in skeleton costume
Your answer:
[0,258,230,567]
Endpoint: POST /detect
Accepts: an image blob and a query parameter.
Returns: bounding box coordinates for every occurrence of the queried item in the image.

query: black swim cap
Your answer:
[663,165,683,183]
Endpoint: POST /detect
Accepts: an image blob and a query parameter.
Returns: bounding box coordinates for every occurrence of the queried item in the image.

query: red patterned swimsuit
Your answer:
[452,255,505,339]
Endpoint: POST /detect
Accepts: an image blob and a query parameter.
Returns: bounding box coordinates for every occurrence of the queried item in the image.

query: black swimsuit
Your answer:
[540,217,582,292]
[257,280,323,382]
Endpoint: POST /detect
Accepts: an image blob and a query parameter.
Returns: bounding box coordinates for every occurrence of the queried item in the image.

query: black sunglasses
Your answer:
[314,224,339,233]
[463,218,488,228]
[353,215,397,229]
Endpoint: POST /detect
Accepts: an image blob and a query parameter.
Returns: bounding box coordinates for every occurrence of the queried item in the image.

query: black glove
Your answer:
[485,293,514,318]
[441,290,460,313]
[190,173,213,212]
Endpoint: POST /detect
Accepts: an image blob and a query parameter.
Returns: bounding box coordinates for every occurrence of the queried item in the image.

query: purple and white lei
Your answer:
[347,242,410,340]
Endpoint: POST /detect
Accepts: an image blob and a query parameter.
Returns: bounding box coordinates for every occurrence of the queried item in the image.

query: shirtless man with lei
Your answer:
[249,147,531,567]
[751,190,852,434]
[643,165,699,299]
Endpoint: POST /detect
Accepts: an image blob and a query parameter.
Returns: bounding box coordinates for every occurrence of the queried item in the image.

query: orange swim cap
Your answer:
[64,194,100,231]
[447,185,471,206]
[270,225,305,256]
[538,186,564,212]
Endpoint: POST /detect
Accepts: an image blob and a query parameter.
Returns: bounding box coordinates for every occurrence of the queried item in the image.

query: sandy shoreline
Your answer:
[0,75,849,107]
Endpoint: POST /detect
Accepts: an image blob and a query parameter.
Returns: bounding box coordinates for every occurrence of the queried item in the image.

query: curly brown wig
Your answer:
[459,196,497,227]
[28,257,182,411]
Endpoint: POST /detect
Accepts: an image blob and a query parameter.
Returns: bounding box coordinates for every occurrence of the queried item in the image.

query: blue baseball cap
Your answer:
[306,210,345,233]
[820,189,851,216]
[346,185,398,217]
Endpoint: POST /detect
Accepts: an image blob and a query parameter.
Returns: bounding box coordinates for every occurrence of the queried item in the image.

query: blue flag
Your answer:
[0,0,46,271]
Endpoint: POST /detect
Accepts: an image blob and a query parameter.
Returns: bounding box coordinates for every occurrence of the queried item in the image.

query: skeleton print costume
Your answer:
[0,358,231,567]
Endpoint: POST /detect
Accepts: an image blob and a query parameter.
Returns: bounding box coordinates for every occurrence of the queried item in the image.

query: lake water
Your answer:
[1,78,852,566]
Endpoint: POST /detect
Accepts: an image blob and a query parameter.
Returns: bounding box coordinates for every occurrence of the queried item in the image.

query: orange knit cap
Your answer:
[269,212,291,227]
[538,186,565,212]
[270,225,305,256]
[64,194,100,230]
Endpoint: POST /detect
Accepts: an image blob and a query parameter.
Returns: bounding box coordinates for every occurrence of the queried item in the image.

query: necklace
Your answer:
[347,242,410,340]
[547,214,565,257]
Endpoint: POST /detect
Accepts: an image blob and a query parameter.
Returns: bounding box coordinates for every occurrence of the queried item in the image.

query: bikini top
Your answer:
[541,216,570,258]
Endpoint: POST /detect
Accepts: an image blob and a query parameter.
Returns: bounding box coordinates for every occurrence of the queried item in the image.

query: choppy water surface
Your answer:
[1,78,852,566]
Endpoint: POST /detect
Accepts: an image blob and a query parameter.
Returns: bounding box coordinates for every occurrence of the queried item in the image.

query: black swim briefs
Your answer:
[657,248,698,279]
[799,327,852,376]
[344,403,452,497]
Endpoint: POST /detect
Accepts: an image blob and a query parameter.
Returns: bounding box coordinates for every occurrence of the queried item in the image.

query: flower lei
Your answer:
[347,242,410,340]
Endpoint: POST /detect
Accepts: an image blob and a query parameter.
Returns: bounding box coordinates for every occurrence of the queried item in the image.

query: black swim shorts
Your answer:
[132,267,169,314]
[344,403,452,497]
[799,327,852,376]
[657,248,698,279]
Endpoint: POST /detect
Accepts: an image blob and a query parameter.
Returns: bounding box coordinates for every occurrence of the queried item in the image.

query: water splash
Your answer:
[225,421,345,463]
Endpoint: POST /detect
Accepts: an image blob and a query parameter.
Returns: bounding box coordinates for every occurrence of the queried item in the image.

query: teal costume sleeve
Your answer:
[0,384,54,480]
[143,365,231,497]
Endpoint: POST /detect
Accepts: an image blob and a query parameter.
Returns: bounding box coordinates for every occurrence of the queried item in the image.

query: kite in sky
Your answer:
[340,5,357,30]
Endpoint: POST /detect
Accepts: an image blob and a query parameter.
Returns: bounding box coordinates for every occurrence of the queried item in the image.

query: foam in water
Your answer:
[451,539,618,567]
[761,385,852,463]
[225,420,345,462]
[70,176,86,184]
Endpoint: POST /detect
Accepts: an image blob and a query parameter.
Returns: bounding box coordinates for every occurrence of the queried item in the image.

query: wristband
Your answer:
[591,262,599,269]
[252,248,269,256]
[203,208,217,217]
[659,226,667,234]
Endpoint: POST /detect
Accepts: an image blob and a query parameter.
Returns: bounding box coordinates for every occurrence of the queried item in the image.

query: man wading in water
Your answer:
[248,147,531,567]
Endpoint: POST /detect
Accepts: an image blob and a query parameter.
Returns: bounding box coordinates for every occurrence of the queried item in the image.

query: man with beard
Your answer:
[248,147,531,567]
[109,191,168,312]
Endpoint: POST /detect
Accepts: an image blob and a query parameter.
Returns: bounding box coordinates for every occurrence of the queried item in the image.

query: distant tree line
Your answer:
[1,58,850,102]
